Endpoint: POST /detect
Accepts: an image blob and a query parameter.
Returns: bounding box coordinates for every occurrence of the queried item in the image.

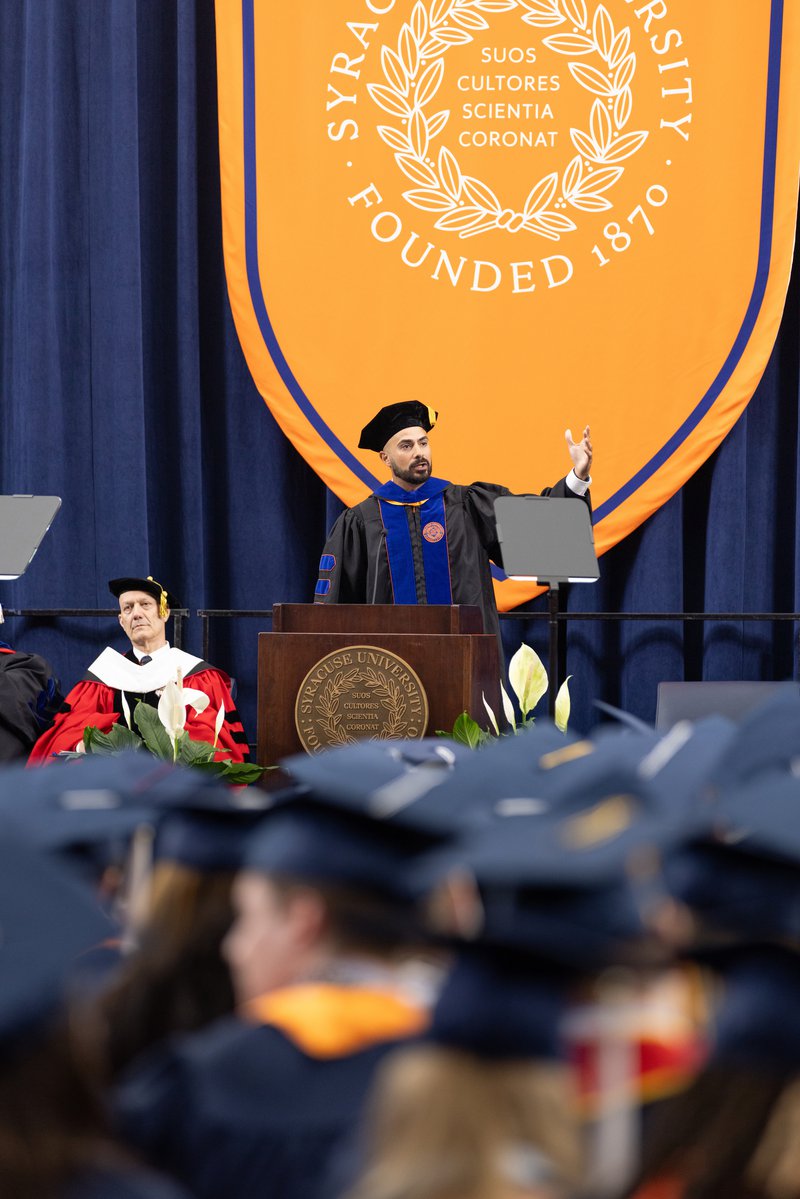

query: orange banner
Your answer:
[215,0,800,609]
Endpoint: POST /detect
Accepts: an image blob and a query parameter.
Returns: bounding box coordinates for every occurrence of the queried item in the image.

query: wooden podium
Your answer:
[257,604,501,765]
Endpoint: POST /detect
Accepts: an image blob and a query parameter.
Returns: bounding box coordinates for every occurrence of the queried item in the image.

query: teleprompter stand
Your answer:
[494,495,599,716]
[0,495,61,581]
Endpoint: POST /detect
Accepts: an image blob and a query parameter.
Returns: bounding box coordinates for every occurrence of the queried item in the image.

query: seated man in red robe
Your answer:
[29,576,249,764]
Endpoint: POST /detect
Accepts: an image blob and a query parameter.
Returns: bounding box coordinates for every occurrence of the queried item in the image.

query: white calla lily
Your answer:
[554,675,572,734]
[157,677,212,761]
[500,682,516,730]
[121,690,132,730]
[214,702,226,748]
[482,692,500,737]
[181,687,211,715]
[508,643,548,720]
[158,680,186,741]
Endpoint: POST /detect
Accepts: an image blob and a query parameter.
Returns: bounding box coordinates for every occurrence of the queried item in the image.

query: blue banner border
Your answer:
[239,0,785,552]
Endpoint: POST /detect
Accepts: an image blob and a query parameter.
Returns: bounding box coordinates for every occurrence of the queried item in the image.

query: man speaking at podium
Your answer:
[314,401,592,641]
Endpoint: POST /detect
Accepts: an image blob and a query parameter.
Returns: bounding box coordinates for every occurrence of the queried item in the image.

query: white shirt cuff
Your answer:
[566,468,591,495]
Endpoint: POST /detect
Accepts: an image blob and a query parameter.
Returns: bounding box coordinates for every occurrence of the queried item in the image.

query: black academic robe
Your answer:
[316,478,589,640]
[0,646,62,761]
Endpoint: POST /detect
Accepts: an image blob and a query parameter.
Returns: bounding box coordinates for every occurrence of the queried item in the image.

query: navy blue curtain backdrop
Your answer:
[1,0,798,742]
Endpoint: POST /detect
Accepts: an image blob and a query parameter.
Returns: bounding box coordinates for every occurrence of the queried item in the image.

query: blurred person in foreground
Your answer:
[114,789,446,1199]
[0,834,191,1199]
[95,794,272,1079]
[623,769,800,1199]
[340,743,700,1199]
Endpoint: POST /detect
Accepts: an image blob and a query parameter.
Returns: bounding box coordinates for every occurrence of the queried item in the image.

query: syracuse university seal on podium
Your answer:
[295,646,429,753]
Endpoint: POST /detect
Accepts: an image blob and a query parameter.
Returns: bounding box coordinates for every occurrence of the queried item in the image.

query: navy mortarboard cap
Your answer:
[358,401,438,452]
[710,946,800,1068]
[154,810,270,871]
[0,837,111,1044]
[530,716,735,824]
[417,753,696,892]
[281,738,477,837]
[387,720,583,826]
[243,798,433,902]
[663,842,800,945]
[109,575,179,617]
[0,753,162,855]
[147,774,279,817]
[637,716,736,806]
[145,767,277,870]
[662,771,800,943]
[0,754,254,857]
[429,948,571,1061]
[590,716,738,825]
[414,759,694,965]
[715,769,800,864]
[705,684,800,791]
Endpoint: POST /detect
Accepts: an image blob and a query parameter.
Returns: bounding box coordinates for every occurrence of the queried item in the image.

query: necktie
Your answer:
[139,655,152,665]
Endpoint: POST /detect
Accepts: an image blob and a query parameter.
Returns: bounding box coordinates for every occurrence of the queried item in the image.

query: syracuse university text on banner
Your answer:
[215,0,800,610]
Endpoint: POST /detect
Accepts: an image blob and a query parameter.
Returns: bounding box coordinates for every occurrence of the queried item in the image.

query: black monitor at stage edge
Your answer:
[0,495,62,580]
[494,494,599,585]
[494,494,598,718]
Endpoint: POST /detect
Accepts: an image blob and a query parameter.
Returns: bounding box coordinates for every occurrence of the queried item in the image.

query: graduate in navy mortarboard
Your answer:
[114,785,446,1199]
[95,786,273,1078]
[29,575,249,763]
[336,746,699,1199]
[314,401,592,641]
[628,769,800,1199]
[0,835,191,1199]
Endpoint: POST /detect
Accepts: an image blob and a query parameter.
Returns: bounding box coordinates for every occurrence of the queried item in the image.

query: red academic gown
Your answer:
[29,653,249,764]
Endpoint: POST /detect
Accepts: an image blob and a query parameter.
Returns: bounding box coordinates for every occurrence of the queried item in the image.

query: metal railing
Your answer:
[4,607,798,716]
[1,609,189,649]
[194,607,800,716]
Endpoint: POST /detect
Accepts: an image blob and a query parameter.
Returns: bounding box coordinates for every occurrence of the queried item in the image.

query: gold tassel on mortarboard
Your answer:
[147,575,169,619]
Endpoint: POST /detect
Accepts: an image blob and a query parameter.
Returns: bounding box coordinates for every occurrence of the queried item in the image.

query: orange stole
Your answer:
[631,1179,685,1199]
[242,983,429,1058]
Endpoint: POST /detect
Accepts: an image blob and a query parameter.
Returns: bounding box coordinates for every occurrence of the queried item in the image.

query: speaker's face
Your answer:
[381,428,432,488]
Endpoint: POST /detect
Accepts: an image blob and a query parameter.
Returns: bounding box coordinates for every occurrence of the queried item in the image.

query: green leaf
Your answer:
[176,735,218,766]
[133,702,174,760]
[220,762,268,785]
[83,723,143,755]
[190,759,267,785]
[451,711,487,749]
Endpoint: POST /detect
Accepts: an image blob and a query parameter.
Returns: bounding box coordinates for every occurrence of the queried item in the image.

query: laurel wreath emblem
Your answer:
[317,670,361,745]
[367,0,648,240]
[315,668,411,744]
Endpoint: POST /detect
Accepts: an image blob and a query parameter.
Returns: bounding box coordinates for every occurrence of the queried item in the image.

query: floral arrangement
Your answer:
[444,642,571,748]
[79,673,264,785]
